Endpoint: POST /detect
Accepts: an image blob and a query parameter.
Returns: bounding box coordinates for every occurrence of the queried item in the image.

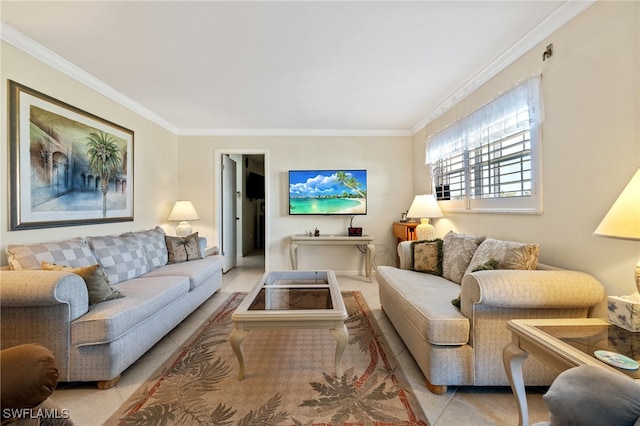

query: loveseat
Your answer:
[376,231,605,394]
[0,227,224,389]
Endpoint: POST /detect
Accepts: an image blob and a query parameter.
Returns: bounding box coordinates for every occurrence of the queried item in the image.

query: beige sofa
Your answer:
[0,227,224,389]
[376,232,605,394]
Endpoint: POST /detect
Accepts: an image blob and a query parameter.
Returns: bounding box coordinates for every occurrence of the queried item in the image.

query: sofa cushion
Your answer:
[466,238,539,274]
[143,255,224,290]
[376,266,469,345]
[165,233,203,263]
[71,276,190,346]
[442,231,486,284]
[41,261,124,305]
[6,238,98,271]
[125,227,168,270]
[86,235,150,284]
[411,239,443,275]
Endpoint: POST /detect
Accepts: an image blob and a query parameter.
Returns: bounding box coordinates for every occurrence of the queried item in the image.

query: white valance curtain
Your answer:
[426,76,542,164]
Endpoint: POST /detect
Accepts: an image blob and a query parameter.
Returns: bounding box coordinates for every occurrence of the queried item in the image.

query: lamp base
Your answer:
[415,218,435,240]
[175,221,193,237]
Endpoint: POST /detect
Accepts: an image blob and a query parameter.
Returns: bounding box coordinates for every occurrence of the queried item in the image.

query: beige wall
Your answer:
[415,1,640,316]
[0,42,179,264]
[176,135,412,273]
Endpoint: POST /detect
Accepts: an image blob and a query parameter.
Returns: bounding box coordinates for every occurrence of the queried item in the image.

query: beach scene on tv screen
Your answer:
[289,170,367,215]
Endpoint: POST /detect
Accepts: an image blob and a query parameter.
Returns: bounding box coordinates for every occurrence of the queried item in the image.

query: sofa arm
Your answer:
[460,269,604,313]
[0,270,89,320]
[397,241,414,270]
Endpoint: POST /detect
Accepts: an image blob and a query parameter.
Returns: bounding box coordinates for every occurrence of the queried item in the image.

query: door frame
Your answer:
[221,154,237,272]
[214,148,270,270]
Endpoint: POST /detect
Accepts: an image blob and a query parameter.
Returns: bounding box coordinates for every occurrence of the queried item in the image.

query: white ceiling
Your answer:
[0,1,592,136]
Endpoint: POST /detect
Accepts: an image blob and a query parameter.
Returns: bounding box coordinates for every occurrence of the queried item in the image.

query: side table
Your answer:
[392,222,417,267]
[392,221,417,245]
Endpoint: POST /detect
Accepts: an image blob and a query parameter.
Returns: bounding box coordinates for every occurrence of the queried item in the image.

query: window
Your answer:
[427,76,542,214]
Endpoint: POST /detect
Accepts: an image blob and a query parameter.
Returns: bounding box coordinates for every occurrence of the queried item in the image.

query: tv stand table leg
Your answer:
[365,244,375,282]
[290,243,299,269]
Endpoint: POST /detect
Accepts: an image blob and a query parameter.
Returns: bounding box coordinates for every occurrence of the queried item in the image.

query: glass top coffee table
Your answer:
[230,270,348,380]
[504,318,640,426]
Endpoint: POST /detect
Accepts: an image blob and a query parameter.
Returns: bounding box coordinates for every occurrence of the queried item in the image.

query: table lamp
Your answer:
[168,200,200,237]
[406,194,443,240]
[593,168,640,293]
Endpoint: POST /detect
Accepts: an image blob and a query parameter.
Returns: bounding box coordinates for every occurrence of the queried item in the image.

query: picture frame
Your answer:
[8,80,134,230]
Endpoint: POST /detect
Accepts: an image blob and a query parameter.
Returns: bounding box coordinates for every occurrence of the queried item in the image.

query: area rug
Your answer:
[106,291,429,426]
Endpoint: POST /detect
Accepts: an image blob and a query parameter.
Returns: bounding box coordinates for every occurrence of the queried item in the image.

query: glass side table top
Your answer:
[537,323,640,379]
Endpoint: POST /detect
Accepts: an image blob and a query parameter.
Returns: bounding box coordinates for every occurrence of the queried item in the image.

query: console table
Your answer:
[289,235,375,281]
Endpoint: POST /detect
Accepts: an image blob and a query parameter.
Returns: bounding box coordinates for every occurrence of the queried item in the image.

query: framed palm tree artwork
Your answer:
[8,80,134,230]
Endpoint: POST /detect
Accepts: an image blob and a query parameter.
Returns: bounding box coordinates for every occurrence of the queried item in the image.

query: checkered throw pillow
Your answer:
[86,235,150,284]
[7,238,98,270]
[125,227,168,270]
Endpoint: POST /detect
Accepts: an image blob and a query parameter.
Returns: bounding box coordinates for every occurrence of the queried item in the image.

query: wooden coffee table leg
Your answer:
[230,328,249,380]
[503,342,530,426]
[331,322,349,377]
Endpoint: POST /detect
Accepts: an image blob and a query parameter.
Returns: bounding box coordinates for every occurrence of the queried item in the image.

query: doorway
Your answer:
[216,149,268,273]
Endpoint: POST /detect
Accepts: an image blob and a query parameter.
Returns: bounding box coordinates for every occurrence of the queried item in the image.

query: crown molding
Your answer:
[178,128,411,137]
[1,22,180,134]
[409,0,596,135]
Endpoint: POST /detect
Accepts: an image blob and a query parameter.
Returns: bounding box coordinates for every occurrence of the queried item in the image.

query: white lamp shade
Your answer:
[407,194,443,220]
[407,194,443,240]
[168,201,199,237]
[593,168,640,241]
[168,201,200,222]
[593,168,640,295]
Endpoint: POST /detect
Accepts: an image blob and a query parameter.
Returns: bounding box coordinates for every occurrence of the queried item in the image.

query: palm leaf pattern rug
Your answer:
[107,291,429,426]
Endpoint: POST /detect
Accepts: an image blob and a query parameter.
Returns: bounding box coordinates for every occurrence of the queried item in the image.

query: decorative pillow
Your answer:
[41,261,123,305]
[465,238,539,275]
[471,258,499,272]
[86,235,150,284]
[411,239,443,275]
[165,232,203,264]
[451,295,461,308]
[125,227,168,270]
[442,231,486,284]
[6,238,98,271]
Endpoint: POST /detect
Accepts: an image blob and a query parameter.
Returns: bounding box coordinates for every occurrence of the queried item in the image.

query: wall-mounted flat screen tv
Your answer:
[289,170,367,215]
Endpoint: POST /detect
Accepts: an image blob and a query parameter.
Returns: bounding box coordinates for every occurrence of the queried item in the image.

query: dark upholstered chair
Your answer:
[1,344,73,426]
[536,365,640,426]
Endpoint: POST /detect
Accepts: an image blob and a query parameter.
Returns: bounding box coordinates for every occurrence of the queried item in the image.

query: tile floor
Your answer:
[52,254,551,425]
